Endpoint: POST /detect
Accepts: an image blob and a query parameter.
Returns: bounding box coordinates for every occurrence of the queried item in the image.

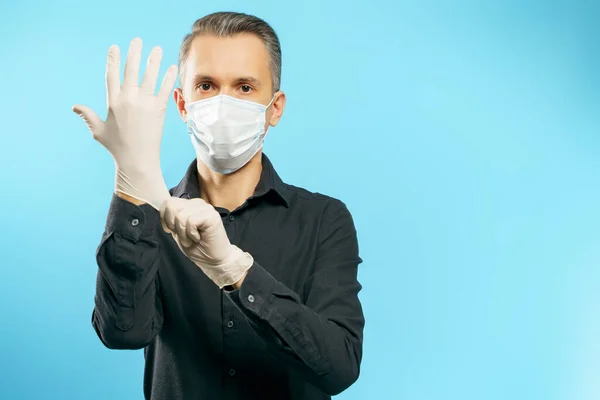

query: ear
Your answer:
[268,91,286,127]
[174,88,187,122]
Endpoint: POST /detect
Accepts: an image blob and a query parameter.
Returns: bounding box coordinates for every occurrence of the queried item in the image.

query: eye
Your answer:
[240,85,253,93]
[197,83,213,91]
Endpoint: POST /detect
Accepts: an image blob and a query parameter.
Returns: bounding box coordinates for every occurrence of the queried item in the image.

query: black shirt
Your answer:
[92,154,365,400]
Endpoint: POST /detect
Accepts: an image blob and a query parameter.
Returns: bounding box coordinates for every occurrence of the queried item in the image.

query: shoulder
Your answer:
[280,183,353,222]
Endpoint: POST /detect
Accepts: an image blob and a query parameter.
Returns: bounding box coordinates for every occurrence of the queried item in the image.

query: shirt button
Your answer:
[229,214,235,221]
[131,218,139,226]
[227,320,234,328]
[247,294,255,303]
[228,369,236,377]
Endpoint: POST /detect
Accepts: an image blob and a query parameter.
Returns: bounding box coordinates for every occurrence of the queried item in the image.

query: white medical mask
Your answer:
[186,94,275,174]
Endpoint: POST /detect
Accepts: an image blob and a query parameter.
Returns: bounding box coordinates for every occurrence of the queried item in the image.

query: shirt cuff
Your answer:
[105,194,160,243]
[225,261,277,319]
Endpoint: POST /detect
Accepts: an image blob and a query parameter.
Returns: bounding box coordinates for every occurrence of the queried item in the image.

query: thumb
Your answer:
[72,104,103,136]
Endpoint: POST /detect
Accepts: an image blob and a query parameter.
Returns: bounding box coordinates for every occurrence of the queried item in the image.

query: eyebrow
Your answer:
[192,74,262,87]
[233,76,262,87]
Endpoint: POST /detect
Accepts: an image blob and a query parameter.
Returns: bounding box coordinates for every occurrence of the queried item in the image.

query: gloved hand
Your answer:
[160,197,254,289]
[72,38,178,210]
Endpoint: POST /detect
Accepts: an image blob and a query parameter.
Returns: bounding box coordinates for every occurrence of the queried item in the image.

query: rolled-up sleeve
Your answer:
[226,199,364,396]
[92,194,164,350]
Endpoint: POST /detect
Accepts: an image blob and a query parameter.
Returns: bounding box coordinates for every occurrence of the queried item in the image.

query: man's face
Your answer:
[174,33,285,129]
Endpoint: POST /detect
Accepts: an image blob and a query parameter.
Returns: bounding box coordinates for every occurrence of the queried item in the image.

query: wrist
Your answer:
[116,161,163,180]
[114,167,170,211]
[231,267,250,290]
[215,247,254,289]
[225,246,254,270]
[115,191,146,205]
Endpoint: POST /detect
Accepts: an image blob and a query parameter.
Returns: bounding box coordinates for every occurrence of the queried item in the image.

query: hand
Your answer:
[160,197,254,288]
[72,37,178,210]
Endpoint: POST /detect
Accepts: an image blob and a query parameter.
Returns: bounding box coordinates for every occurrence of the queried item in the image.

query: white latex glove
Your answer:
[72,37,178,210]
[160,197,254,289]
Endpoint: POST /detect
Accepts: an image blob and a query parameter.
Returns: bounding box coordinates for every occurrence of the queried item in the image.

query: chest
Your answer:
[154,205,321,336]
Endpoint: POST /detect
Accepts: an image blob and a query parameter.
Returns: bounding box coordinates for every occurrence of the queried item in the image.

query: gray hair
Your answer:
[178,12,282,93]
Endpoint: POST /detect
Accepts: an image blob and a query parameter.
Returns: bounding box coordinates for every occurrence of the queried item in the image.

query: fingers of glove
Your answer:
[178,232,194,249]
[171,232,189,251]
[163,206,180,233]
[123,38,142,89]
[174,210,193,247]
[105,44,121,102]
[160,218,172,234]
[182,198,220,241]
[186,216,202,243]
[160,198,187,233]
[72,105,104,138]
[187,209,221,239]
[157,65,178,104]
[140,46,162,95]
[159,198,173,233]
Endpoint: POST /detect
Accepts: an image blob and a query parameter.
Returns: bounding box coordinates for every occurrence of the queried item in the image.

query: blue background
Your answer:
[0,0,599,399]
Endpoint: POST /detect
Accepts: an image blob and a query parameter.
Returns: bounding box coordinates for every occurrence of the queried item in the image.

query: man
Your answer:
[73,12,364,400]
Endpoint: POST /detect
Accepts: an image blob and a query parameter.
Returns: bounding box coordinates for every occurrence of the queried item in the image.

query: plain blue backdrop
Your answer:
[1,0,599,399]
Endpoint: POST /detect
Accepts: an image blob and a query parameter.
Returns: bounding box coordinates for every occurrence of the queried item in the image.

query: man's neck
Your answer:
[196,152,263,212]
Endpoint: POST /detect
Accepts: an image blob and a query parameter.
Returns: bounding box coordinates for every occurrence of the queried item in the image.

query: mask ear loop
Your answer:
[262,93,278,135]
[266,94,277,109]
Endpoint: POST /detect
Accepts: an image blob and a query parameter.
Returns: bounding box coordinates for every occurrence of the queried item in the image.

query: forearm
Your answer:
[92,270,162,349]
[226,199,365,395]
[226,263,364,396]
[92,194,164,349]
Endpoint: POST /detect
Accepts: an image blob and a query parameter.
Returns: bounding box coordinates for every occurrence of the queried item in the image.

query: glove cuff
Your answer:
[114,168,170,211]
[213,246,254,289]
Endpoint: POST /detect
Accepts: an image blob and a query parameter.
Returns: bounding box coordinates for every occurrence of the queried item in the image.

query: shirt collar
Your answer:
[170,153,289,208]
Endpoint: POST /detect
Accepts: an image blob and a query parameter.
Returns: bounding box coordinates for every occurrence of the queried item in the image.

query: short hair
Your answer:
[178,12,282,93]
